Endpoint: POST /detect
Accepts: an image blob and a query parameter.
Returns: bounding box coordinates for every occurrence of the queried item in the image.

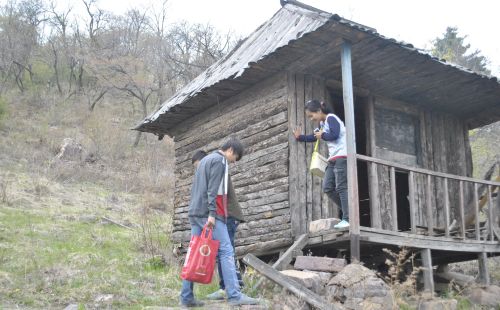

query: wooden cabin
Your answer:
[136,0,500,290]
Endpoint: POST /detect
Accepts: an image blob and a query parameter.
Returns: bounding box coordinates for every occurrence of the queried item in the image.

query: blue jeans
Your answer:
[180,217,242,304]
[217,216,243,290]
[323,158,349,221]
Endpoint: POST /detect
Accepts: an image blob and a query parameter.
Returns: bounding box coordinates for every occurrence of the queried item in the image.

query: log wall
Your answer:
[170,72,293,256]
[367,96,473,231]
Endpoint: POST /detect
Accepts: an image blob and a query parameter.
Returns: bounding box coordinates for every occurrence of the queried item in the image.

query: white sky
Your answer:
[102,0,500,77]
[4,0,500,76]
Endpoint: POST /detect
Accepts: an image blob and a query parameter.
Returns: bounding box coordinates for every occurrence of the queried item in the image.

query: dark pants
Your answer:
[323,158,349,221]
[217,216,244,289]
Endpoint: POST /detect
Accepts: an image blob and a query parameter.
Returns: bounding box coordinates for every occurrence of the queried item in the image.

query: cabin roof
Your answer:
[135,0,500,134]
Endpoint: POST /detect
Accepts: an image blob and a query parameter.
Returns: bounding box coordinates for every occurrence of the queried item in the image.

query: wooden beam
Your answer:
[477,252,490,285]
[443,178,450,238]
[459,181,466,239]
[426,174,434,235]
[341,40,360,262]
[243,254,339,310]
[487,185,494,241]
[474,183,480,241]
[409,171,417,233]
[356,154,500,186]
[390,166,398,231]
[420,248,434,294]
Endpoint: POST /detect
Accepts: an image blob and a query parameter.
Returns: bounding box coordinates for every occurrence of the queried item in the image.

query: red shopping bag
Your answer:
[181,225,220,284]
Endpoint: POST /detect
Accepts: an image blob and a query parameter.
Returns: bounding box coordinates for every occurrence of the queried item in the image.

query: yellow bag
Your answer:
[309,138,328,178]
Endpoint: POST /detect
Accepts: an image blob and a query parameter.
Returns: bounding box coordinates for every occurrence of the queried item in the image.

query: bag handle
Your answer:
[201,225,213,240]
[314,136,320,152]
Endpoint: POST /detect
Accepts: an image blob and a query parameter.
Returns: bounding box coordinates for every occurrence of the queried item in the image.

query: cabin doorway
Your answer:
[328,91,370,226]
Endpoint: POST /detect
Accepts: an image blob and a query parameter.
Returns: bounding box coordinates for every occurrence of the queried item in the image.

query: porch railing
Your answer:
[356,154,499,242]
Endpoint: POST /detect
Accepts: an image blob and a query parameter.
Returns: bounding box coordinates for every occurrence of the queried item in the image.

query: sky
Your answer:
[4,0,500,76]
[103,0,500,77]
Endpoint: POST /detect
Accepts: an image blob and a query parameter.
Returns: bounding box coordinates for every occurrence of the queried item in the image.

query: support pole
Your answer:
[478,252,490,285]
[341,41,360,262]
[421,248,434,294]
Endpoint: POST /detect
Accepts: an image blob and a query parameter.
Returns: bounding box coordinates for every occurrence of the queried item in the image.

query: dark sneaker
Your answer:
[206,288,226,300]
[180,299,204,308]
[228,293,259,306]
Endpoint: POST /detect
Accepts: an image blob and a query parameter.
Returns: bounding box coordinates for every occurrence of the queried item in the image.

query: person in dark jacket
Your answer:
[180,138,257,307]
[191,150,245,300]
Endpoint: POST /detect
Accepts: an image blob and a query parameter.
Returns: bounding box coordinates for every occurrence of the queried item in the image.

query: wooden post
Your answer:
[341,41,360,262]
[421,248,434,294]
[443,178,450,238]
[477,252,490,285]
[487,185,494,241]
[459,181,466,239]
[426,174,434,235]
[390,166,398,231]
[473,183,480,241]
[409,171,417,234]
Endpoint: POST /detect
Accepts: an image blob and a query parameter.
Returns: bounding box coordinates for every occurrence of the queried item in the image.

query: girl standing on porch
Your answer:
[293,99,349,229]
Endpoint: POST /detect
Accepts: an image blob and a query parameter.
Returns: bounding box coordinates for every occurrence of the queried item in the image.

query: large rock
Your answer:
[308,218,341,233]
[417,298,457,310]
[56,138,83,161]
[295,256,346,273]
[280,269,322,294]
[327,263,396,310]
[466,285,500,307]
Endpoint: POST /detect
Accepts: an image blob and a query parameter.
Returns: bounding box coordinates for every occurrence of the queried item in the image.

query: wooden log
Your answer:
[305,75,314,224]
[436,265,475,287]
[243,254,338,310]
[235,238,292,257]
[295,73,308,232]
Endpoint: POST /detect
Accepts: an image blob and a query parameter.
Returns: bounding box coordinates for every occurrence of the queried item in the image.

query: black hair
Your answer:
[305,99,332,114]
[191,150,207,164]
[220,138,244,161]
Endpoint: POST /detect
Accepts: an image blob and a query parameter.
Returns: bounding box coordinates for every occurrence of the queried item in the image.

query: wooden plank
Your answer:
[474,183,480,241]
[341,41,360,262]
[359,226,500,252]
[487,186,494,241]
[459,181,466,239]
[477,252,490,285]
[421,248,434,294]
[252,234,309,291]
[409,171,417,233]
[356,154,500,186]
[390,166,398,231]
[426,174,434,235]
[243,254,339,310]
[443,178,450,238]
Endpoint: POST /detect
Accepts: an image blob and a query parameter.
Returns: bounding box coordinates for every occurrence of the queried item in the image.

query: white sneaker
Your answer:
[206,289,226,300]
[334,220,349,229]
